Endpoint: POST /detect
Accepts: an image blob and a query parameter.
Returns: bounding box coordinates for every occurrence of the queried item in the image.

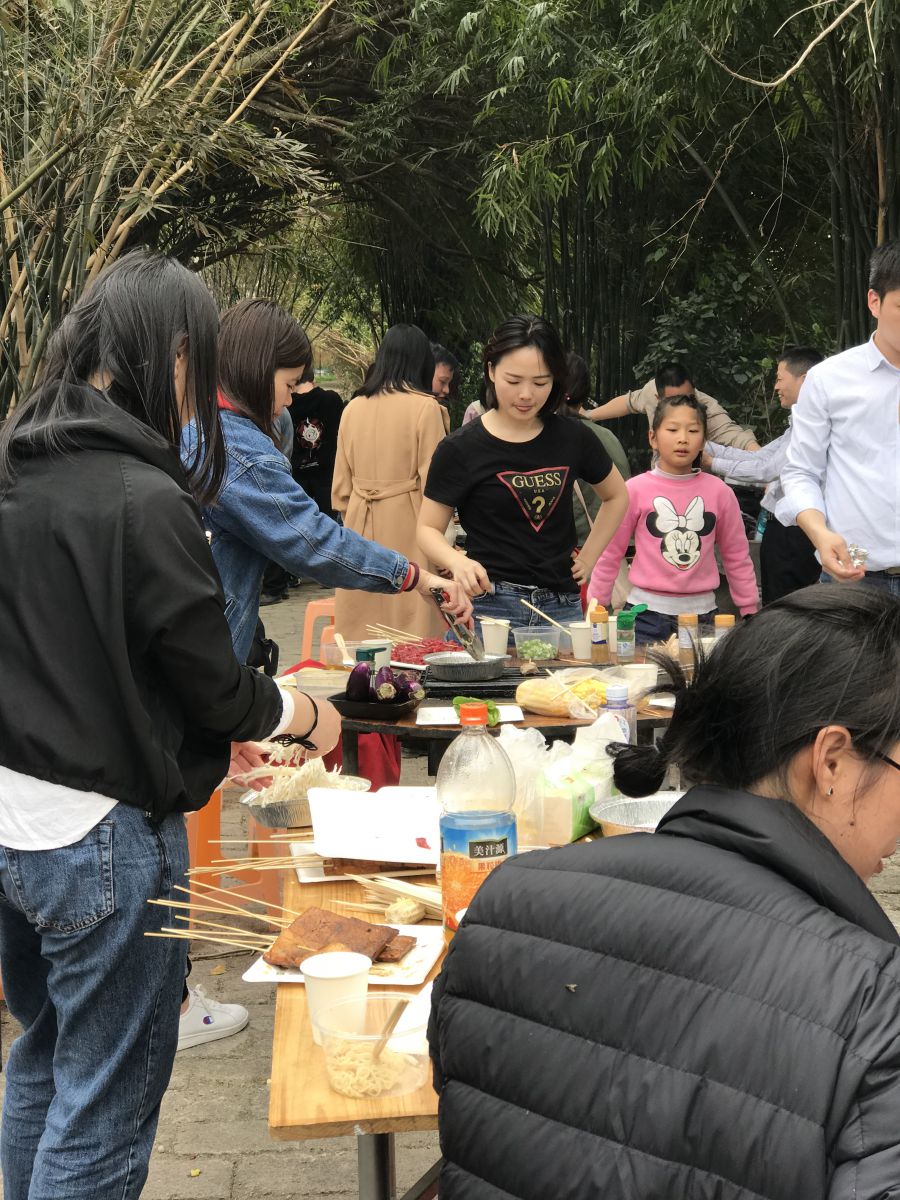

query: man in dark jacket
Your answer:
[429,784,900,1199]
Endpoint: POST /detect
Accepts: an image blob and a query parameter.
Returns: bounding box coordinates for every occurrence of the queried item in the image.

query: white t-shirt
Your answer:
[0,688,295,849]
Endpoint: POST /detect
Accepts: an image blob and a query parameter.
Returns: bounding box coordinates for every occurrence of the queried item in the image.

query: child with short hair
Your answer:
[588,394,758,643]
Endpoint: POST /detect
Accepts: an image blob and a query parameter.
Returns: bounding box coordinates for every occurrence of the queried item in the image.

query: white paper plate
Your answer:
[241,923,443,987]
[415,704,524,726]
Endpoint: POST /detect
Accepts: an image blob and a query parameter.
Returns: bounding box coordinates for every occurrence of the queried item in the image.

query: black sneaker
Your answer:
[259,592,288,606]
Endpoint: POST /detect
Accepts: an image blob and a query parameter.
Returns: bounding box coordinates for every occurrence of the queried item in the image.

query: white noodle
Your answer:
[324,1040,423,1098]
[240,750,360,808]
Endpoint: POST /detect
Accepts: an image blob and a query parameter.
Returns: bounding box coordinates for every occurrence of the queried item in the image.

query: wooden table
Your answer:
[340,702,673,776]
[268,875,443,1200]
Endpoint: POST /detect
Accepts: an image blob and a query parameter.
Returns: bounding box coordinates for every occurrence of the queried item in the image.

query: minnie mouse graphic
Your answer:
[646,495,716,570]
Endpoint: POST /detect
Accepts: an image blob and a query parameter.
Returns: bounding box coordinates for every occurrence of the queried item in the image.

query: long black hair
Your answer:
[0,249,224,504]
[482,315,567,420]
[356,324,434,397]
[610,584,900,799]
[563,351,592,409]
[218,299,312,442]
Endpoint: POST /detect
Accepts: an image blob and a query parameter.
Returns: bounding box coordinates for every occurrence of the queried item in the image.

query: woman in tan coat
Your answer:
[333,325,446,640]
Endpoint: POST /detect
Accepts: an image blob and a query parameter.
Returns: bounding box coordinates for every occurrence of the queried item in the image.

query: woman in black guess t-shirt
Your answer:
[418,315,628,633]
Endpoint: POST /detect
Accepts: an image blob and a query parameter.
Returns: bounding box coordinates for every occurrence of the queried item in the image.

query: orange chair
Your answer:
[299,596,335,661]
[185,788,287,917]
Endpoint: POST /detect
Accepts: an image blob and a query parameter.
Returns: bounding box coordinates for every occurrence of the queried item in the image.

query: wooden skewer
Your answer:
[519,598,568,632]
[172,914,271,942]
[207,838,313,845]
[365,623,419,641]
[148,898,286,926]
[373,998,410,1061]
[173,882,298,924]
[180,878,305,919]
[145,930,264,952]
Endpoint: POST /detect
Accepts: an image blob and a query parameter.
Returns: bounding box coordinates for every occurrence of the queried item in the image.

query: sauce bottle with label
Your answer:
[588,601,610,665]
[437,703,517,937]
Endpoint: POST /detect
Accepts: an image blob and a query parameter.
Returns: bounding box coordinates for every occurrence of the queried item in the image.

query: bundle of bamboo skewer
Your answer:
[144,878,295,953]
[144,874,441,953]
[365,622,421,643]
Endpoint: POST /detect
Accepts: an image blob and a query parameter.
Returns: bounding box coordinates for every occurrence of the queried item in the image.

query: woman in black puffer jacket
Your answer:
[429,584,900,1200]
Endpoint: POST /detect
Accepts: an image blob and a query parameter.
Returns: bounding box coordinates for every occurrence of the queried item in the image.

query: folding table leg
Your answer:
[398,1158,442,1200]
[357,1132,396,1200]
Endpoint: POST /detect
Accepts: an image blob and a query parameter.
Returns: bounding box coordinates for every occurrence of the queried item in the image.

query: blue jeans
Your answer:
[0,802,188,1200]
[473,581,583,649]
[821,571,900,597]
[626,606,719,646]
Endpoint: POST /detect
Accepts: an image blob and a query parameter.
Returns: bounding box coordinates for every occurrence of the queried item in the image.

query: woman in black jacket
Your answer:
[0,251,340,1200]
[429,584,900,1200]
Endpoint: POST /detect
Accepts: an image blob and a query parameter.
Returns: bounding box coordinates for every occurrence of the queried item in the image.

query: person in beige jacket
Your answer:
[583,361,760,450]
[333,324,446,640]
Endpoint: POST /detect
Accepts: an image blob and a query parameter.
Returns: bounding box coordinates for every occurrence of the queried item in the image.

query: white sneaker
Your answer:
[177,984,249,1051]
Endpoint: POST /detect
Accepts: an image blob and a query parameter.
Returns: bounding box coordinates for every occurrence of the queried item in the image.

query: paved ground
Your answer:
[2,581,900,1196]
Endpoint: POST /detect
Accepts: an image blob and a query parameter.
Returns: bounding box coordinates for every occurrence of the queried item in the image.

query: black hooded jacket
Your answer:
[0,395,282,819]
[429,786,900,1200]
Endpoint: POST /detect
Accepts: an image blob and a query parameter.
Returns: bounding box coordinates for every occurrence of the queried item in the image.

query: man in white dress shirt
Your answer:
[704,347,824,603]
[778,240,900,593]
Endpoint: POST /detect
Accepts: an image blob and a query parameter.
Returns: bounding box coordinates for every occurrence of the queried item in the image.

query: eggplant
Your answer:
[345,661,372,702]
[373,665,397,702]
[395,675,425,702]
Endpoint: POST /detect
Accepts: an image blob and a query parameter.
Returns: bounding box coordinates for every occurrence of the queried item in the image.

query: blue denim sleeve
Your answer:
[214,450,408,592]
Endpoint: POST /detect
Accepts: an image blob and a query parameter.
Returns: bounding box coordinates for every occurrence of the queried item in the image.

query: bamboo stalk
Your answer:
[86,0,336,278]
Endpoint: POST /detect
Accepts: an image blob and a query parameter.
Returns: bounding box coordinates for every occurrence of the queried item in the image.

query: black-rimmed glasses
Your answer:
[875,751,900,773]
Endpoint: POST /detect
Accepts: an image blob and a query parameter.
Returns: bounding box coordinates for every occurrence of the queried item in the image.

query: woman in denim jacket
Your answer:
[181,299,470,664]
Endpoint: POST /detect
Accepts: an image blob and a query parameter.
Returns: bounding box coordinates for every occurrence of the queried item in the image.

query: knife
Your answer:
[429,587,486,660]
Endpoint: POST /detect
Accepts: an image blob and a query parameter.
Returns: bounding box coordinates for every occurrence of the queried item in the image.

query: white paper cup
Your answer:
[568,621,592,661]
[302,952,371,1046]
[359,639,392,670]
[479,619,511,656]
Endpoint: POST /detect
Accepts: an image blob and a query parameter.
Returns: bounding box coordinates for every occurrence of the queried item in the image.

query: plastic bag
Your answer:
[534,714,620,844]
[515,668,608,720]
[496,724,549,845]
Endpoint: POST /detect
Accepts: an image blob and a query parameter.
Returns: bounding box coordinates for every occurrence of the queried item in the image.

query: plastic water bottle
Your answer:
[437,702,517,936]
[602,683,636,742]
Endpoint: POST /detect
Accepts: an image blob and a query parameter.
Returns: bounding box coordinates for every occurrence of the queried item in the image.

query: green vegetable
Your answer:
[518,637,556,661]
[452,696,500,726]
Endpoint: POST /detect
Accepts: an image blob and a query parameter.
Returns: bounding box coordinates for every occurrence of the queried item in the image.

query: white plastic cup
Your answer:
[301,951,371,1046]
[568,621,592,661]
[479,619,511,656]
[359,639,392,670]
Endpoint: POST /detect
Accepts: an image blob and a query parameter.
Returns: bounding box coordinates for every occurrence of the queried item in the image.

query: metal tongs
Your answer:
[430,586,485,660]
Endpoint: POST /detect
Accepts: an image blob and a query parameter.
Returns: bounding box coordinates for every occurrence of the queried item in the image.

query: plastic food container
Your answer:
[315,992,430,1099]
[512,625,561,661]
[605,662,659,699]
[589,792,683,837]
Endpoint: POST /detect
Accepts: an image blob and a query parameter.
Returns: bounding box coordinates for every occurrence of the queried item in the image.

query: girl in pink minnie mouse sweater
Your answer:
[588,394,758,644]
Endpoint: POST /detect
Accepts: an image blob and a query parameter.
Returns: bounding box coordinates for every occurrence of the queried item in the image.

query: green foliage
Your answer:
[631,250,830,439]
